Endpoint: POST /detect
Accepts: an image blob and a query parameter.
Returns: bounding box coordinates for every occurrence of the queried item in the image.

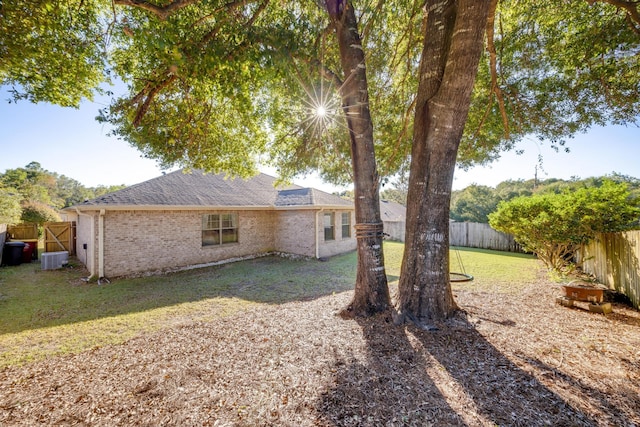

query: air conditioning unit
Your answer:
[41,251,69,270]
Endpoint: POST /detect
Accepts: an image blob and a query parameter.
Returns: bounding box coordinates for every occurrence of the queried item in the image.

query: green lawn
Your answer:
[0,243,538,368]
[383,241,538,292]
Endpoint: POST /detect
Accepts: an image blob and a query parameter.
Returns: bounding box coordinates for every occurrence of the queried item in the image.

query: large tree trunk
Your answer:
[325,0,390,317]
[397,0,490,328]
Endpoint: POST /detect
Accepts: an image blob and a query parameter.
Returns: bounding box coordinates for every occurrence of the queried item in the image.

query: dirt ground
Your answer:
[1,270,639,426]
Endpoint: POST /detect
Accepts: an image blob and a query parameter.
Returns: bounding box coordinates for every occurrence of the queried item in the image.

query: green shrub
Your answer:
[489,180,640,272]
[0,188,22,225]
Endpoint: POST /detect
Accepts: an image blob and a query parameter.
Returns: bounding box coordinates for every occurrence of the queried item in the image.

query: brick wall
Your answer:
[317,210,357,258]
[102,210,277,277]
[274,210,316,257]
[70,207,357,278]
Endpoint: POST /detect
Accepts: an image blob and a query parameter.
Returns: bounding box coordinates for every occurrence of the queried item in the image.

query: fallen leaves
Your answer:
[0,268,639,426]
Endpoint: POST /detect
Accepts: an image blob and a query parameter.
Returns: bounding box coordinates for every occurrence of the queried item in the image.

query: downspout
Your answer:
[74,208,96,278]
[316,208,324,259]
[99,209,105,279]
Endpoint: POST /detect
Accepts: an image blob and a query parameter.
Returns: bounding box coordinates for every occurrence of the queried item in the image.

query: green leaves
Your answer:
[0,187,22,225]
[461,0,640,167]
[450,185,501,223]
[0,162,122,213]
[99,1,284,177]
[2,0,638,181]
[489,179,640,271]
[0,0,109,106]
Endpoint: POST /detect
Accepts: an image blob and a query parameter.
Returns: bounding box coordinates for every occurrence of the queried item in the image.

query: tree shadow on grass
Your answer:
[453,246,534,259]
[316,313,599,426]
[0,254,358,334]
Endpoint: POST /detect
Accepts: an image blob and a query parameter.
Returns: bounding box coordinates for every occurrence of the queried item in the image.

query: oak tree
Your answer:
[396,0,640,326]
[2,0,639,326]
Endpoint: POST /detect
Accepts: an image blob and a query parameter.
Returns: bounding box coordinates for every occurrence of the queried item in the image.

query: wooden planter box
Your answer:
[562,284,604,303]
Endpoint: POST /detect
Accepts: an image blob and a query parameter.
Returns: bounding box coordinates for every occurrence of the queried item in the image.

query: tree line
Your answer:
[0,162,125,225]
[450,173,640,223]
[380,173,640,274]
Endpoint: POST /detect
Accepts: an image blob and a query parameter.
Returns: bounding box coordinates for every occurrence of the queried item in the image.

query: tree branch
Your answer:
[626,10,640,34]
[112,0,197,20]
[486,0,510,139]
[132,75,177,127]
[113,0,251,20]
[383,96,416,176]
[360,0,385,41]
[587,0,640,31]
[125,0,267,127]
[244,0,268,28]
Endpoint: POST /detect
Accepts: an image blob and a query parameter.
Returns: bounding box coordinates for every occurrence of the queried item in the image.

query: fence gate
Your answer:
[44,222,76,255]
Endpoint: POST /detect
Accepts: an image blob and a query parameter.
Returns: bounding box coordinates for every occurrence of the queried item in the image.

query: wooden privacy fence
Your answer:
[449,222,523,253]
[44,222,76,255]
[7,223,38,240]
[383,220,406,242]
[577,230,640,309]
[6,223,39,260]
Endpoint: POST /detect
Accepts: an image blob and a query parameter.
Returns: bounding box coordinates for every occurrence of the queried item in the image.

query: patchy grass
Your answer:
[0,254,358,333]
[0,253,357,368]
[0,244,538,368]
[450,246,538,293]
[1,244,639,426]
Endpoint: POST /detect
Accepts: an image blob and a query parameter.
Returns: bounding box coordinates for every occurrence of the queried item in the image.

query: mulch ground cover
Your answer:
[1,269,639,426]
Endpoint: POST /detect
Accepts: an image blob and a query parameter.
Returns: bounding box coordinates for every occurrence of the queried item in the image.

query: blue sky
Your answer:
[1,88,639,192]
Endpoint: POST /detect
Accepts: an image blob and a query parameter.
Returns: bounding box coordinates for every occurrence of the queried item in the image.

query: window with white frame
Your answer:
[202,213,238,246]
[341,212,351,238]
[324,212,335,241]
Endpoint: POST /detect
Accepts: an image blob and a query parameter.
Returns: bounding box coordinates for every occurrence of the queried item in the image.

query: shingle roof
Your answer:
[380,200,406,221]
[72,169,353,209]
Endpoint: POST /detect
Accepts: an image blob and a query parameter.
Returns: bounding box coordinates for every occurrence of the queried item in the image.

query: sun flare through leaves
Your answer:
[298,80,343,143]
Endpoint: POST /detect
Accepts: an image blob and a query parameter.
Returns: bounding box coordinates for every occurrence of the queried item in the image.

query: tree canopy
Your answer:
[0,0,108,106]
[2,1,638,179]
[459,0,640,167]
[450,184,500,223]
[0,187,22,225]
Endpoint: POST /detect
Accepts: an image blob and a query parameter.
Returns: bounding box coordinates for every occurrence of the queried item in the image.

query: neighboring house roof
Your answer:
[68,169,353,210]
[380,199,406,221]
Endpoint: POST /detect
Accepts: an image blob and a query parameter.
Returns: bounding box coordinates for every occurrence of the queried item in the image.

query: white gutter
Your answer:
[99,209,105,278]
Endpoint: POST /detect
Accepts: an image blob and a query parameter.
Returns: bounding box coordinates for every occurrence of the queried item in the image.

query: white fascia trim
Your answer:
[66,204,354,212]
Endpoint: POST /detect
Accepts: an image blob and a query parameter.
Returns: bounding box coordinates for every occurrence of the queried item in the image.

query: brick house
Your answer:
[63,169,355,279]
[380,199,406,242]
